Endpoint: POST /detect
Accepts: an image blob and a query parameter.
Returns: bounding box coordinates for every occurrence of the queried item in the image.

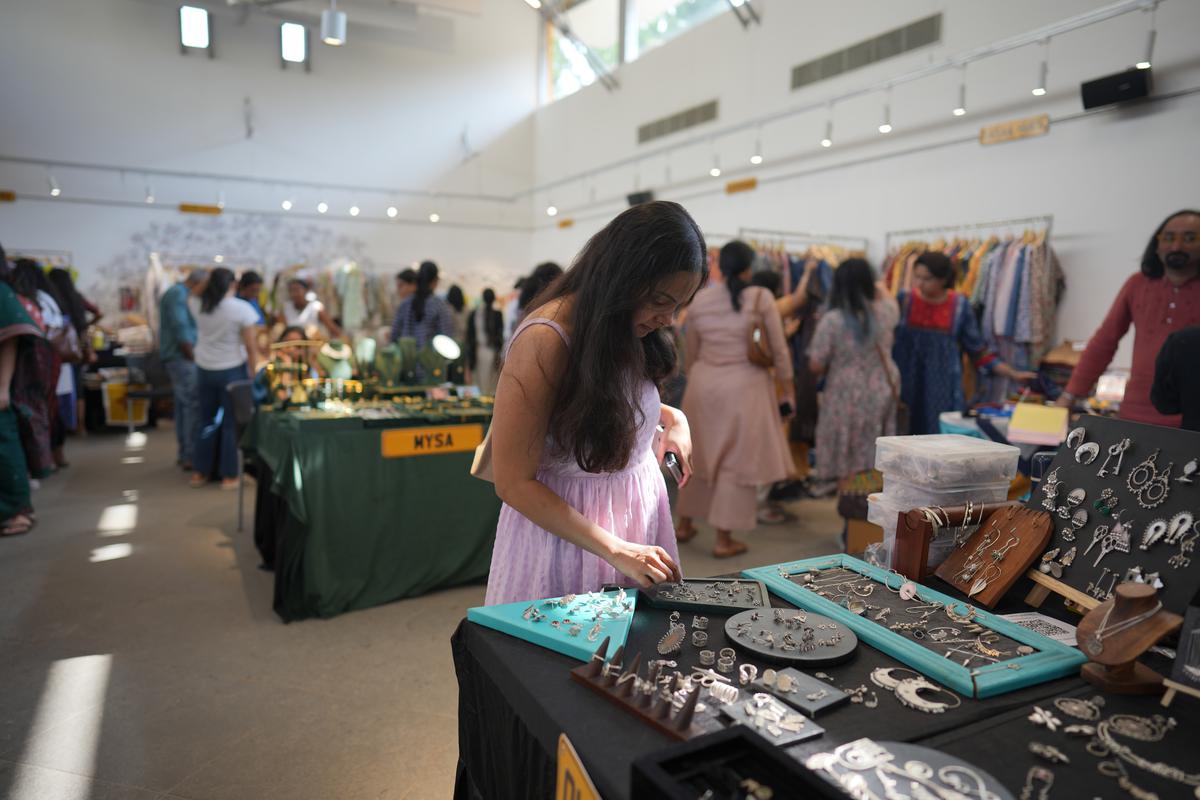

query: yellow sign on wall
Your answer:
[726,177,758,195]
[556,734,600,800]
[380,424,484,458]
[979,114,1050,146]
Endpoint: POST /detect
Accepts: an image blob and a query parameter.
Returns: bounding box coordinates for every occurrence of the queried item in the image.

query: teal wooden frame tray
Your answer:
[466,589,637,663]
[742,554,1086,698]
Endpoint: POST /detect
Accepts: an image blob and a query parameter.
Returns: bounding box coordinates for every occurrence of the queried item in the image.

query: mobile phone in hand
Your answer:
[779,401,794,417]
[664,452,684,485]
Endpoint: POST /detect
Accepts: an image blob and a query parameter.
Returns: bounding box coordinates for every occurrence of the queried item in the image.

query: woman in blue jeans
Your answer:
[189,268,262,489]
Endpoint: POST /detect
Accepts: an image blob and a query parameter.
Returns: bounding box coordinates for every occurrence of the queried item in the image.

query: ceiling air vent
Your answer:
[791,14,942,90]
[637,100,718,144]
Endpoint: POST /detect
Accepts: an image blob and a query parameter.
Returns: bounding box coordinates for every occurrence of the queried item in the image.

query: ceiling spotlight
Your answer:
[878,107,892,134]
[317,201,328,214]
[709,153,722,178]
[144,184,156,204]
[429,212,440,223]
[321,0,346,46]
[386,206,398,218]
[820,118,833,148]
[349,205,360,217]
[749,154,762,165]
[1032,41,1049,96]
[523,0,542,8]
[281,199,293,211]
[217,190,226,209]
[546,205,558,217]
[953,85,967,117]
[213,255,224,264]
[749,133,763,166]
[48,175,61,197]
[1137,9,1156,69]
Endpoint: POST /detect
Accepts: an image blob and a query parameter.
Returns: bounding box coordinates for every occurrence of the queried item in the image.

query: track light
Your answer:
[217,190,226,209]
[349,205,360,217]
[749,131,763,165]
[321,0,346,46]
[1137,5,1156,69]
[213,255,225,264]
[144,183,155,204]
[878,104,892,134]
[48,175,61,197]
[820,119,833,148]
[1032,41,1048,96]
[429,212,440,223]
[953,79,967,117]
[709,154,721,178]
[523,0,542,8]
[546,205,558,217]
[387,206,398,218]
[317,201,328,214]
[281,199,293,211]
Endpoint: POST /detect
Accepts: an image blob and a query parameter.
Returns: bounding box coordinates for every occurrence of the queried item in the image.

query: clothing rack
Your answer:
[8,248,74,267]
[738,227,869,251]
[884,215,1054,250]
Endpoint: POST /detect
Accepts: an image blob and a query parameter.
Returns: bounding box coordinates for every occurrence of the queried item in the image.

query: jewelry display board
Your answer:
[641,578,770,613]
[1026,415,1200,614]
[934,505,1053,608]
[466,589,637,662]
[805,738,1015,800]
[742,555,1086,698]
[723,608,858,667]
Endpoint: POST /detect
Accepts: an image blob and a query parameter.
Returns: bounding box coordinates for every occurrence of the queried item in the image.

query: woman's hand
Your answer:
[656,406,694,487]
[783,316,801,338]
[609,541,682,587]
[998,363,1038,384]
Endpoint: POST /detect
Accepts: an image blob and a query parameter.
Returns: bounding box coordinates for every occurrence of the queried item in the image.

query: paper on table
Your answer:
[1007,403,1070,446]
[1000,611,1077,647]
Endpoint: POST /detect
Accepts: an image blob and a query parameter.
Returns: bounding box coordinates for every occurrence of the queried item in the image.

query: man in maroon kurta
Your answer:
[1059,210,1200,427]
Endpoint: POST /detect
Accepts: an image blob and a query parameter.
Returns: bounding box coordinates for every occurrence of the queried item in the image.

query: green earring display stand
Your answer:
[467,589,638,663]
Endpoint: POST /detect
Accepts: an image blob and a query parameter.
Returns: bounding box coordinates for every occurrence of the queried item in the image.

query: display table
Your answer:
[452,581,1197,800]
[243,408,501,622]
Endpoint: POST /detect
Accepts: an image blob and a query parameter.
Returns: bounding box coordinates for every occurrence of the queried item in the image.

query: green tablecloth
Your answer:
[242,409,501,621]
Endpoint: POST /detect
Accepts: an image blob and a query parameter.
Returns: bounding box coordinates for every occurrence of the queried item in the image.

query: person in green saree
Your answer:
[0,245,45,536]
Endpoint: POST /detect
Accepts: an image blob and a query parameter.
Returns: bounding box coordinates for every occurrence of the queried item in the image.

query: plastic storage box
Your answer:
[874,434,1019,488]
[880,475,1011,508]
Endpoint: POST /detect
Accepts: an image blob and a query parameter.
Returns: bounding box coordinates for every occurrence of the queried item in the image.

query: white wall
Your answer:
[0,0,539,298]
[528,0,1200,368]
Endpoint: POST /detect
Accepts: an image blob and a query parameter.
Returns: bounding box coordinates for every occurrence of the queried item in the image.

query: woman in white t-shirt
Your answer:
[189,268,262,489]
[280,278,343,340]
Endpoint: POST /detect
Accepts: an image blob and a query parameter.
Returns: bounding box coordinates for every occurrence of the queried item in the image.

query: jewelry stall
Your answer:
[452,424,1200,800]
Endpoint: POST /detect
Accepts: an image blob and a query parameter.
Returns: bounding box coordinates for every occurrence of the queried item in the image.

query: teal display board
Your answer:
[467,589,638,662]
[743,554,1086,698]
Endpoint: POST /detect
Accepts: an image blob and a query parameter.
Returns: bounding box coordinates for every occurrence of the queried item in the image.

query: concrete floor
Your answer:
[0,425,841,800]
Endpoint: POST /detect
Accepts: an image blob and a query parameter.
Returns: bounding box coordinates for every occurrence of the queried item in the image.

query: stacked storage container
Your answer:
[866,434,1020,568]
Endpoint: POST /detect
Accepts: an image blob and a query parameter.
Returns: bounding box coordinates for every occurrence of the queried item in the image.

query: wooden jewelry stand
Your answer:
[1076,584,1183,695]
[934,505,1053,609]
[892,501,1022,582]
[1160,679,1200,708]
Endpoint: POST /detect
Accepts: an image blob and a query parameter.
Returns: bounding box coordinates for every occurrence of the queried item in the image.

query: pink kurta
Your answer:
[679,285,795,530]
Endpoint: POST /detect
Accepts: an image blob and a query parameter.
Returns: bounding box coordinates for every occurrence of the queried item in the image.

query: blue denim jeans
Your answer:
[164,358,200,465]
[193,364,247,480]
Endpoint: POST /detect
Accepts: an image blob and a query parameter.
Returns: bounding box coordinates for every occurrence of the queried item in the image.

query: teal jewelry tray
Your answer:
[742,554,1086,698]
[467,589,637,663]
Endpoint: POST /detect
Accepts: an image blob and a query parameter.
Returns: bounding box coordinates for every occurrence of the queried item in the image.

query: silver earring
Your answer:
[1066,427,1087,449]
[1177,457,1198,484]
[1075,442,1100,464]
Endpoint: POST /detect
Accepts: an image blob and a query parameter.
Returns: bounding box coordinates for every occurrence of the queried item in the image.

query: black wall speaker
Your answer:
[627,190,655,207]
[1081,68,1152,110]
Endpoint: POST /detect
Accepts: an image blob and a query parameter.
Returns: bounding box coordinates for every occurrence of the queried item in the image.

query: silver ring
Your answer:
[691,630,708,647]
[692,615,708,630]
[699,649,715,666]
[719,647,736,660]
[717,656,735,673]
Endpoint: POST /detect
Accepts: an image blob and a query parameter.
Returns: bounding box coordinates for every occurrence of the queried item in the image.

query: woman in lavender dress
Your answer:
[484,202,704,605]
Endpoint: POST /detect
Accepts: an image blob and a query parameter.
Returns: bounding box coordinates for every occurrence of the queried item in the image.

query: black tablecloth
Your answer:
[452,589,1199,800]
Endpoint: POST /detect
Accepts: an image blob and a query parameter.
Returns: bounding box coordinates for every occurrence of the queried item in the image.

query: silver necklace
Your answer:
[1083,600,1163,656]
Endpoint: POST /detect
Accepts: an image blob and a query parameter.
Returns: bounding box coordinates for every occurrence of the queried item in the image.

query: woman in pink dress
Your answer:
[675,240,795,558]
[484,201,704,605]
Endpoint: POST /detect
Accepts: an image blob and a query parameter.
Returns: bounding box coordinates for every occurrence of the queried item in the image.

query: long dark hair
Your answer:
[446,284,465,313]
[48,268,88,335]
[719,241,755,311]
[538,201,705,473]
[482,288,496,307]
[200,267,235,313]
[519,262,564,313]
[829,258,877,343]
[1142,209,1200,279]
[412,261,438,322]
[10,259,62,307]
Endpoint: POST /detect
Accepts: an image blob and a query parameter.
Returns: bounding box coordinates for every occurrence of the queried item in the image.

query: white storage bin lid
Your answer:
[874,434,1019,488]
